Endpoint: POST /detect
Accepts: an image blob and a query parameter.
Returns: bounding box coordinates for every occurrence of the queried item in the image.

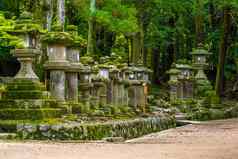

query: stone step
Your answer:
[0,133,16,140]
[176,120,203,125]
[175,113,186,120]
[0,99,61,109]
[4,90,49,99]
[0,108,66,120]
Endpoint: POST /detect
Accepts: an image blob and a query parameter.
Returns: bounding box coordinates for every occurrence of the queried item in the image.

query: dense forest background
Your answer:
[0,0,237,98]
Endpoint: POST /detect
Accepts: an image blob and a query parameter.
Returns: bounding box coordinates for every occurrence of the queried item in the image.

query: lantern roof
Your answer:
[167,68,181,75]
[81,65,91,73]
[176,64,193,70]
[190,44,212,55]
[8,12,44,35]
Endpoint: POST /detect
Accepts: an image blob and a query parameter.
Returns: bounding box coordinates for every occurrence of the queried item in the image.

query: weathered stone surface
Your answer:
[66,73,78,102]
[50,70,66,101]
[14,49,40,81]
[16,116,176,140]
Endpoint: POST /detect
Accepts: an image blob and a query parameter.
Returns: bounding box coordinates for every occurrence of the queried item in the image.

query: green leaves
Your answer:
[0,13,24,49]
[94,0,138,33]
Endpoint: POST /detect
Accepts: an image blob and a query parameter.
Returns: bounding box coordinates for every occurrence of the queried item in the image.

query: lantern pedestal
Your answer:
[44,43,70,101]
[66,47,82,102]
[79,66,92,106]
[14,49,40,81]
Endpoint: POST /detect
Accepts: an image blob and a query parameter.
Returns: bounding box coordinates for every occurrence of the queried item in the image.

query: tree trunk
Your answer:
[215,7,232,97]
[87,0,96,55]
[132,33,141,65]
[195,0,204,46]
[208,0,216,29]
[152,47,160,83]
[57,0,65,30]
[139,21,145,66]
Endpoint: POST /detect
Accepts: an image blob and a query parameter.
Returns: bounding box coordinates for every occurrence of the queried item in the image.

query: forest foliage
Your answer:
[0,0,237,96]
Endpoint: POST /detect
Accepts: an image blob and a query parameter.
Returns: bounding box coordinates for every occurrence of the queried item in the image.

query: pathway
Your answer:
[1,118,238,159]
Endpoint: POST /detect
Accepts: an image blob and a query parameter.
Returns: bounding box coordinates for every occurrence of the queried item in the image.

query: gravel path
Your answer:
[1,118,238,159]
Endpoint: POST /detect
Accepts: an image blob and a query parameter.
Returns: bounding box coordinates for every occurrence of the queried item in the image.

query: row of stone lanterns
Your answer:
[8,12,42,82]
[7,12,152,113]
[167,44,212,101]
[75,63,152,112]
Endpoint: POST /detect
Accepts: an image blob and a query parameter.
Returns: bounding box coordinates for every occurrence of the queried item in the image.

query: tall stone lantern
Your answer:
[126,66,145,112]
[8,12,42,81]
[91,66,107,106]
[43,30,73,101]
[167,65,181,102]
[98,65,110,104]
[190,44,212,80]
[66,25,85,102]
[66,46,82,102]
[176,64,194,99]
[79,65,92,105]
[133,66,148,112]
[190,45,213,98]
[109,67,121,105]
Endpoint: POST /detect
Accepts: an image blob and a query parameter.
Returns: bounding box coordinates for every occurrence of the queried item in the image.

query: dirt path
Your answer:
[1,118,238,159]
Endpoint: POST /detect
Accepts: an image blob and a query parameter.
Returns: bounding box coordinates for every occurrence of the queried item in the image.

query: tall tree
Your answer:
[195,0,204,46]
[86,0,96,55]
[215,4,232,96]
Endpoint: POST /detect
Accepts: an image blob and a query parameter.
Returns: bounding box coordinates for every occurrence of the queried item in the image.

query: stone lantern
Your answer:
[191,45,213,98]
[167,65,181,101]
[127,66,146,112]
[8,12,42,81]
[176,64,193,80]
[120,66,133,106]
[66,49,82,102]
[79,65,92,105]
[65,26,85,102]
[91,66,107,106]
[176,64,194,99]
[190,44,212,80]
[109,67,121,105]
[43,30,73,101]
[0,13,66,121]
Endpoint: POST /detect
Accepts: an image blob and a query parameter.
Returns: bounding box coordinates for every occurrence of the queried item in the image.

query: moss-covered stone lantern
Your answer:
[79,65,92,105]
[109,67,121,105]
[91,66,107,106]
[65,25,86,102]
[176,64,193,80]
[42,27,73,101]
[167,65,181,101]
[174,63,194,99]
[191,44,214,98]
[8,12,43,81]
[8,12,43,49]
[126,66,147,112]
[190,44,212,80]
[0,13,66,121]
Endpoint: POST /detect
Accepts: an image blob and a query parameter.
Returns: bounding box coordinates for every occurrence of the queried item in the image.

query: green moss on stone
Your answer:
[0,108,65,120]
[4,90,47,99]
[41,32,73,45]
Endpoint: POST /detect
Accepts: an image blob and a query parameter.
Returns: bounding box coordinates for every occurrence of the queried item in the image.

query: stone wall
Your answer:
[17,116,175,140]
